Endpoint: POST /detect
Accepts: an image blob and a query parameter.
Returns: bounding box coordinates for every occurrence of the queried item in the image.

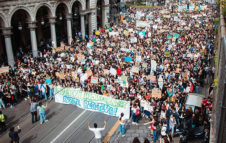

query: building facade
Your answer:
[0,0,110,66]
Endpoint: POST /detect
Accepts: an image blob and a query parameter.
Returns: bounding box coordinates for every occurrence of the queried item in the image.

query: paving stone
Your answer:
[139,133,148,137]
[136,130,145,133]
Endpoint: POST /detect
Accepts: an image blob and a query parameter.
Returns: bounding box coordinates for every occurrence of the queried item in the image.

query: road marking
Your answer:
[50,110,87,143]
[103,121,119,143]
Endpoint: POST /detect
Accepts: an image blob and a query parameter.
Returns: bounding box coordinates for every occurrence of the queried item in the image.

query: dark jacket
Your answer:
[9,129,21,142]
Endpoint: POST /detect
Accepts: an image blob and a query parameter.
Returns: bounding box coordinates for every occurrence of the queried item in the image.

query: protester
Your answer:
[0,110,6,131]
[88,121,106,143]
[0,1,215,143]
[119,112,126,137]
[30,98,38,124]
[37,102,48,124]
[8,126,21,143]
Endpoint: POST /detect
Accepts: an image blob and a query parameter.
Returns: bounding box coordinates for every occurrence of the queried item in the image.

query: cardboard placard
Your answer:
[0,66,9,74]
[87,70,93,77]
[91,77,98,83]
[152,89,162,98]
[131,66,139,73]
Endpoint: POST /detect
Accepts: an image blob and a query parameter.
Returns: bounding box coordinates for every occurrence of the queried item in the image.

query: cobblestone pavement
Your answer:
[114,118,154,143]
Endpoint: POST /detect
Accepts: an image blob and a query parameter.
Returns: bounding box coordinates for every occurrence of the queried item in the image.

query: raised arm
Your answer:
[104,121,106,129]
[17,125,21,133]
[144,121,152,125]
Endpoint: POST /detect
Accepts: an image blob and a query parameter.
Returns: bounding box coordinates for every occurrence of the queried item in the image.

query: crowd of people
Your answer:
[0,1,217,143]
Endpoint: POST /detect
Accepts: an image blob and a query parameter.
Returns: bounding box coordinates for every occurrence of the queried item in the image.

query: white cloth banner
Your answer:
[54,86,130,119]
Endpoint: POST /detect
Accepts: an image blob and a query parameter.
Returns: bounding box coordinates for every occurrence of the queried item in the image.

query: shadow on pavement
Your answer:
[22,134,37,143]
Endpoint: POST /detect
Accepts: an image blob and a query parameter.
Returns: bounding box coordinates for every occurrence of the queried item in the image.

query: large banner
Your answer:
[54,86,130,119]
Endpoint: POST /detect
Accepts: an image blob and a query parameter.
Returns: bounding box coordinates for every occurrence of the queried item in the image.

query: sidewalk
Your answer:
[114,118,153,143]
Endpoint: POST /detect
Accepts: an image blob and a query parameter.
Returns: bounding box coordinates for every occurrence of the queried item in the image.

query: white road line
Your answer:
[50,110,87,143]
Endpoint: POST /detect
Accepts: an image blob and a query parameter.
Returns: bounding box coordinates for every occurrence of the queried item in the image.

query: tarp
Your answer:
[54,86,130,119]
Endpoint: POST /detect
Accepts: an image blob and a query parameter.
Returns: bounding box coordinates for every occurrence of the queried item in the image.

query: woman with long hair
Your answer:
[119,112,126,137]
[37,101,48,124]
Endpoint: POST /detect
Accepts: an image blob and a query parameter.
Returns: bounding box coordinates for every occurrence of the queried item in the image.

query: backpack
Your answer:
[135,109,140,116]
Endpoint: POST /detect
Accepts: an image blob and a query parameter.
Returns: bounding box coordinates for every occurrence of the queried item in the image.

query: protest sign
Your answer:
[136,20,150,27]
[54,86,130,119]
[131,66,139,73]
[56,72,64,79]
[124,57,132,62]
[0,67,9,74]
[130,37,137,43]
[103,69,109,75]
[46,78,52,84]
[151,60,157,71]
[165,52,171,57]
[152,89,162,98]
[91,77,98,83]
[149,76,157,83]
[136,56,142,63]
[110,68,117,76]
[173,33,180,39]
[87,70,93,77]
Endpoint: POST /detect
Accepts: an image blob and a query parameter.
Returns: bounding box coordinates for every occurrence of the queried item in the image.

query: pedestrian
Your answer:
[0,110,6,131]
[119,112,126,137]
[9,126,21,143]
[37,101,48,124]
[131,103,140,125]
[88,120,106,143]
[30,98,38,123]
[169,114,176,137]
[0,90,5,109]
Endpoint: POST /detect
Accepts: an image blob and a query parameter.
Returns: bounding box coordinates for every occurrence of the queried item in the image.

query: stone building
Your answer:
[0,0,110,66]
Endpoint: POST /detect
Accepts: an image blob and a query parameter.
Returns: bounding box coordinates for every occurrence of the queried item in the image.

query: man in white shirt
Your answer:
[88,121,106,143]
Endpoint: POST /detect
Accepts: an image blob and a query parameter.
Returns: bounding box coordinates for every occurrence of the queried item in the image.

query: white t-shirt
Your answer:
[89,128,105,139]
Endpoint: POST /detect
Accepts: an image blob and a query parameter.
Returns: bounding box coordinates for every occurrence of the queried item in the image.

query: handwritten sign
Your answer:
[152,89,162,98]
[131,66,139,73]
[91,77,98,83]
[0,67,9,74]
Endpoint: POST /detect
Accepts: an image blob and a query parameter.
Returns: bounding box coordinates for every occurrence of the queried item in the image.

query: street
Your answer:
[0,101,118,143]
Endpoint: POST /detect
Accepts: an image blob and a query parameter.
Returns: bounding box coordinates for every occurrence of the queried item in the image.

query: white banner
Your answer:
[54,87,130,119]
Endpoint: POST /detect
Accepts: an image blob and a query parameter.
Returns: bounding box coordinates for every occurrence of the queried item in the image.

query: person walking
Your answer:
[0,90,5,109]
[0,110,6,131]
[88,121,106,143]
[119,113,126,137]
[30,98,38,123]
[9,126,21,143]
[169,114,176,137]
[37,102,48,124]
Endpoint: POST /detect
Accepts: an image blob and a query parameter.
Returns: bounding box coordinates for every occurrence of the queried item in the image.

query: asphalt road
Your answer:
[0,101,118,143]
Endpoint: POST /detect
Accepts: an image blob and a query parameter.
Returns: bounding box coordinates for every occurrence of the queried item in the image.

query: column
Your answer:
[66,14,72,45]
[28,22,38,57]
[90,10,97,35]
[102,5,110,27]
[49,17,57,48]
[80,14,85,39]
[2,27,15,67]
